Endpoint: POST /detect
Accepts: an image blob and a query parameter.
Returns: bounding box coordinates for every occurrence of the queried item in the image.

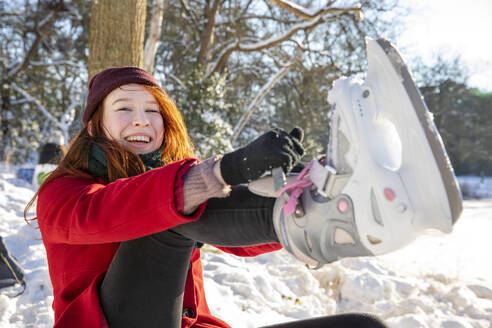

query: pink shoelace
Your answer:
[277,159,315,217]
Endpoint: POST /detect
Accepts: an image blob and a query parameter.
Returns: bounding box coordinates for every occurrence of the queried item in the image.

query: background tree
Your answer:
[153,0,404,157]
[1,0,489,175]
[88,0,147,79]
[414,56,492,175]
[0,0,89,163]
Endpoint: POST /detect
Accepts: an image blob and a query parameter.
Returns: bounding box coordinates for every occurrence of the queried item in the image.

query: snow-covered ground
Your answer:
[0,166,491,327]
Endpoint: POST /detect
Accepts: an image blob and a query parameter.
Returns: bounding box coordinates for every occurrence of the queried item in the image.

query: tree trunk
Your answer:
[0,86,11,160]
[197,0,221,71]
[143,0,167,73]
[88,0,147,80]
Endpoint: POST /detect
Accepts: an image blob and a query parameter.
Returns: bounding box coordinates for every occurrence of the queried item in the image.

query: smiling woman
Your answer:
[25,66,389,328]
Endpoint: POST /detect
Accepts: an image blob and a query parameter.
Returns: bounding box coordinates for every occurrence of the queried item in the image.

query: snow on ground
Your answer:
[202,198,492,328]
[0,166,491,327]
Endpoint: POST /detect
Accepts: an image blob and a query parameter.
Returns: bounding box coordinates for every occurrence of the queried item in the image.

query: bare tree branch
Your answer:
[206,2,361,79]
[231,47,302,143]
[287,39,331,56]
[206,16,323,78]
[267,0,362,21]
[61,96,80,126]
[0,11,24,17]
[197,0,222,69]
[215,15,297,25]
[239,0,254,18]
[179,0,201,29]
[29,60,80,67]
[10,83,72,146]
[6,0,65,78]
[167,73,185,88]
[10,84,59,127]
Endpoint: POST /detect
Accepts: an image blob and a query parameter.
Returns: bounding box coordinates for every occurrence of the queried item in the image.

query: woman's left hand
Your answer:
[219,127,305,186]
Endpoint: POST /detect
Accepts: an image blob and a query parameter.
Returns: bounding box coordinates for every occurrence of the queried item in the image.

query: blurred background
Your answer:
[0,0,490,177]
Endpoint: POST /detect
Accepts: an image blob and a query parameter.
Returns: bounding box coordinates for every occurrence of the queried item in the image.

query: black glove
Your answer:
[220,127,305,185]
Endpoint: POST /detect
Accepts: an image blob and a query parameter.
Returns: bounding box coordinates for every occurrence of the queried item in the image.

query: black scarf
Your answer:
[87,144,164,180]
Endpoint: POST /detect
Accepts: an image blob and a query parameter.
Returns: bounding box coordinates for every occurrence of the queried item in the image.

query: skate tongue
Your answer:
[309,159,351,198]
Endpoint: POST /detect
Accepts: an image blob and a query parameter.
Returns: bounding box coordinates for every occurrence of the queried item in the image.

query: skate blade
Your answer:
[365,38,462,228]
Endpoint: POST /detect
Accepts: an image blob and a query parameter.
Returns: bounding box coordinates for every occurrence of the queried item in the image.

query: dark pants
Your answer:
[100,186,388,328]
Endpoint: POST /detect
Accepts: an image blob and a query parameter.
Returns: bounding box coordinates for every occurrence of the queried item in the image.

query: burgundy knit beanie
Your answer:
[82,66,163,126]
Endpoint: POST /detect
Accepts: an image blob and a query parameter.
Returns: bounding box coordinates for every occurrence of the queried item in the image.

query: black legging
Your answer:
[261,314,388,328]
[99,186,388,328]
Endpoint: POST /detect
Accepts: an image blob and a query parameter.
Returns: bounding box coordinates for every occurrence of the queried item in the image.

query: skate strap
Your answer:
[278,160,314,217]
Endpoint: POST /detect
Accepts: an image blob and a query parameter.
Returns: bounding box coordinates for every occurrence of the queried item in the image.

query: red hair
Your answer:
[25,85,195,222]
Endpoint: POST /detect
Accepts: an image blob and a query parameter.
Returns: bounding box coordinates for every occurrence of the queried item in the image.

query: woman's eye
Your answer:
[146,109,160,113]
[117,107,131,111]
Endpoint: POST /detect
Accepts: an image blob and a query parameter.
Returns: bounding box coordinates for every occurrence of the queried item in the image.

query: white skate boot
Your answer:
[249,38,462,266]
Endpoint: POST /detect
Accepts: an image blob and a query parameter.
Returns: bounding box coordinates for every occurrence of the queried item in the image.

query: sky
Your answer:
[394,0,492,91]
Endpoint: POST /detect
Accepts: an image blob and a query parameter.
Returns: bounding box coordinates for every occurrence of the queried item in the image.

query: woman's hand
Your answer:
[220,127,305,186]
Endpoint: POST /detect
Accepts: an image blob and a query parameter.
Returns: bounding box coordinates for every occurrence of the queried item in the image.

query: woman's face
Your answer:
[101,83,164,154]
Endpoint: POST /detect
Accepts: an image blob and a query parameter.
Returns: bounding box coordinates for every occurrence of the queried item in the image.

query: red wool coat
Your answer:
[37,159,281,328]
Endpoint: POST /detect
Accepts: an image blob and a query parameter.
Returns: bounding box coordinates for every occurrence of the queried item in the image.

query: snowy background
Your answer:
[0,164,491,328]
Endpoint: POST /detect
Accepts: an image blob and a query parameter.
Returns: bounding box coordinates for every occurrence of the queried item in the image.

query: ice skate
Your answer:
[249,38,463,266]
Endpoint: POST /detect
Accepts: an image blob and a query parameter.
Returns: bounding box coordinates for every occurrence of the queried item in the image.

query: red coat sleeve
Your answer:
[173,160,196,214]
[37,159,207,245]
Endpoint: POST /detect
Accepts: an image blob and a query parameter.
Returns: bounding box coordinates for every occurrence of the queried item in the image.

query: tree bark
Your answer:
[88,0,147,80]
